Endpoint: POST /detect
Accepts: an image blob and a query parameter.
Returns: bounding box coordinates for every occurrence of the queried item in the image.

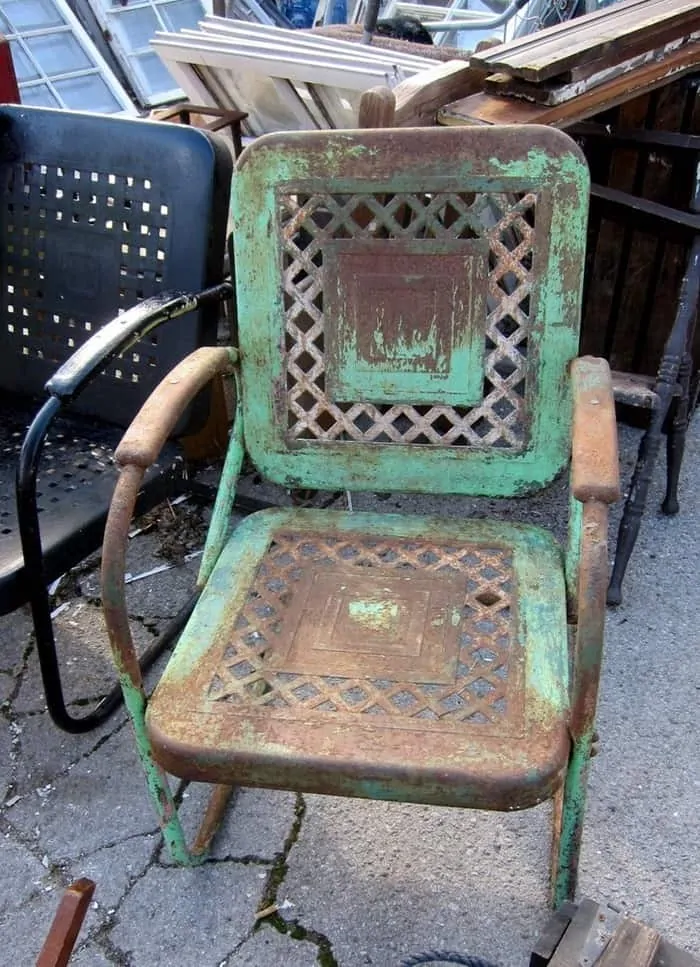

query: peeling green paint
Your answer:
[348,597,399,631]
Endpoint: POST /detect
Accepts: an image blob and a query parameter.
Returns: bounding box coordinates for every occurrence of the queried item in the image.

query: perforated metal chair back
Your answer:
[0,104,230,424]
[0,106,233,733]
[232,126,589,498]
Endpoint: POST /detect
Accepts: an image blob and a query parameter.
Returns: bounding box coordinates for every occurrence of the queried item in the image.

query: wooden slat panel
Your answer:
[470,0,700,83]
[483,34,700,106]
[548,898,604,967]
[439,41,700,128]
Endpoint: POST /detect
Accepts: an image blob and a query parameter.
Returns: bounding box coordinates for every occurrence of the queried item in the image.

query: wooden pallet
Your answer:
[531,898,699,967]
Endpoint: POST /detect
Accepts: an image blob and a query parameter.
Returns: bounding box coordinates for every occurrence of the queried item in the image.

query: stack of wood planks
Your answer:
[440,0,700,128]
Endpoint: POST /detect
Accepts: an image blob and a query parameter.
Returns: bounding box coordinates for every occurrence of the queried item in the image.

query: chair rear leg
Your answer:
[550,734,593,909]
[191,784,237,857]
[662,352,693,516]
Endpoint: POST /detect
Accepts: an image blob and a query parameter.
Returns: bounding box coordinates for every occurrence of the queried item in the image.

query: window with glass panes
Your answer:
[0,0,134,112]
[87,0,204,106]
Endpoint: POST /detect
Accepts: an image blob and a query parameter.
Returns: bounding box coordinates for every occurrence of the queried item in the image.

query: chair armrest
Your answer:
[116,346,237,468]
[102,346,237,690]
[569,500,609,741]
[46,283,233,403]
[571,356,620,505]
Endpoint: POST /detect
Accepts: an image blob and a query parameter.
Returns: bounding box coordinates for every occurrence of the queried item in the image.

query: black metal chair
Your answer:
[0,104,233,733]
[576,125,700,604]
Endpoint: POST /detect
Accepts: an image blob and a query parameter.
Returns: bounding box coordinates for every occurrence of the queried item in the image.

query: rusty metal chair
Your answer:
[101,126,619,906]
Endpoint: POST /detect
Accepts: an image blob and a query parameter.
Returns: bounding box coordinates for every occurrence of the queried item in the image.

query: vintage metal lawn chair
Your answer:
[0,105,232,733]
[101,126,619,905]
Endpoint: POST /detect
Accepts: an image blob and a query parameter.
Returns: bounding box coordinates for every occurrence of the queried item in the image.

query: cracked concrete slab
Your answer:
[69,942,115,967]
[13,601,157,714]
[0,607,34,675]
[6,707,125,799]
[281,795,550,967]
[0,670,15,704]
[7,723,158,860]
[65,833,160,935]
[109,862,270,966]
[172,785,299,864]
[0,889,67,965]
[0,838,62,964]
[0,718,15,801]
[0,418,697,967]
[231,925,319,965]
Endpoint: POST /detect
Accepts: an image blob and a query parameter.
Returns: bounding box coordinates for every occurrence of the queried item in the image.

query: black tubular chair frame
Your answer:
[17,285,232,733]
[0,105,233,732]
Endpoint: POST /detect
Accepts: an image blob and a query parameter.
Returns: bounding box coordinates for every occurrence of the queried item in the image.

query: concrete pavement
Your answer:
[1,419,698,966]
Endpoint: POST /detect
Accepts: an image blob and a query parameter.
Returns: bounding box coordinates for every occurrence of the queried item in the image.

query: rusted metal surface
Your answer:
[281,189,536,449]
[570,500,610,743]
[552,497,610,905]
[208,531,520,721]
[116,346,236,469]
[101,346,241,866]
[36,878,95,967]
[147,508,570,812]
[102,131,612,907]
[570,356,621,504]
[191,784,236,857]
[232,126,589,497]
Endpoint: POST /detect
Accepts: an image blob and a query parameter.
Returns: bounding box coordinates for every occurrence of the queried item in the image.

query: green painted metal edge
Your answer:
[156,508,568,723]
[231,128,590,498]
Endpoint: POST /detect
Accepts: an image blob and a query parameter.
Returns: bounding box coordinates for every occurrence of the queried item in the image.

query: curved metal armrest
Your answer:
[102,347,237,690]
[571,356,620,505]
[566,358,620,737]
[47,283,233,403]
[569,500,609,741]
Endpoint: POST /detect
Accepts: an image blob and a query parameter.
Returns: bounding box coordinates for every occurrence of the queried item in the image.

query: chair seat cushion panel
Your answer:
[147,507,570,810]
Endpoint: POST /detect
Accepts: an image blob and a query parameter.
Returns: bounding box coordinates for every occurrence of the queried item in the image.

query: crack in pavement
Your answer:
[254,793,338,967]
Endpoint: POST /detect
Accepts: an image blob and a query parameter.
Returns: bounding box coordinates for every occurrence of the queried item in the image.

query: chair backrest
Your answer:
[0,105,232,425]
[232,126,589,497]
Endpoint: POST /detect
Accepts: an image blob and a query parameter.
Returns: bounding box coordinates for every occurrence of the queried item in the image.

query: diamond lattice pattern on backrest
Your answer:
[280,189,537,451]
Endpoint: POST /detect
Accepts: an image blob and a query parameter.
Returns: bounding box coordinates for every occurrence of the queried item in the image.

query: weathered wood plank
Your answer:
[439,41,700,128]
[469,0,700,83]
[483,34,699,106]
[358,85,396,127]
[547,898,606,967]
[597,917,660,967]
[393,59,482,126]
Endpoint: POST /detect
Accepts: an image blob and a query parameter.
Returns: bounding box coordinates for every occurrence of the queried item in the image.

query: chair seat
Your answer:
[148,508,571,810]
[0,395,185,614]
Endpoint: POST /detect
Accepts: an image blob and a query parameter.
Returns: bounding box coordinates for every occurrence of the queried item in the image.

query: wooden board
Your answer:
[534,899,700,967]
[392,59,482,126]
[311,23,464,62]
[469,0,700,83]
[439,41,700,128]
[596,917,660,967]
[483,34,700,106]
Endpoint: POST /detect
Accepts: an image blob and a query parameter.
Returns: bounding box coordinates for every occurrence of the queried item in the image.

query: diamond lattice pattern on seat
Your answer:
[208,531,523,735]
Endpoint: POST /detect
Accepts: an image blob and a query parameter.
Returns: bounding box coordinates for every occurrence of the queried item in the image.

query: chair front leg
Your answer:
[102,347,240,864]
[553,500,609,907]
